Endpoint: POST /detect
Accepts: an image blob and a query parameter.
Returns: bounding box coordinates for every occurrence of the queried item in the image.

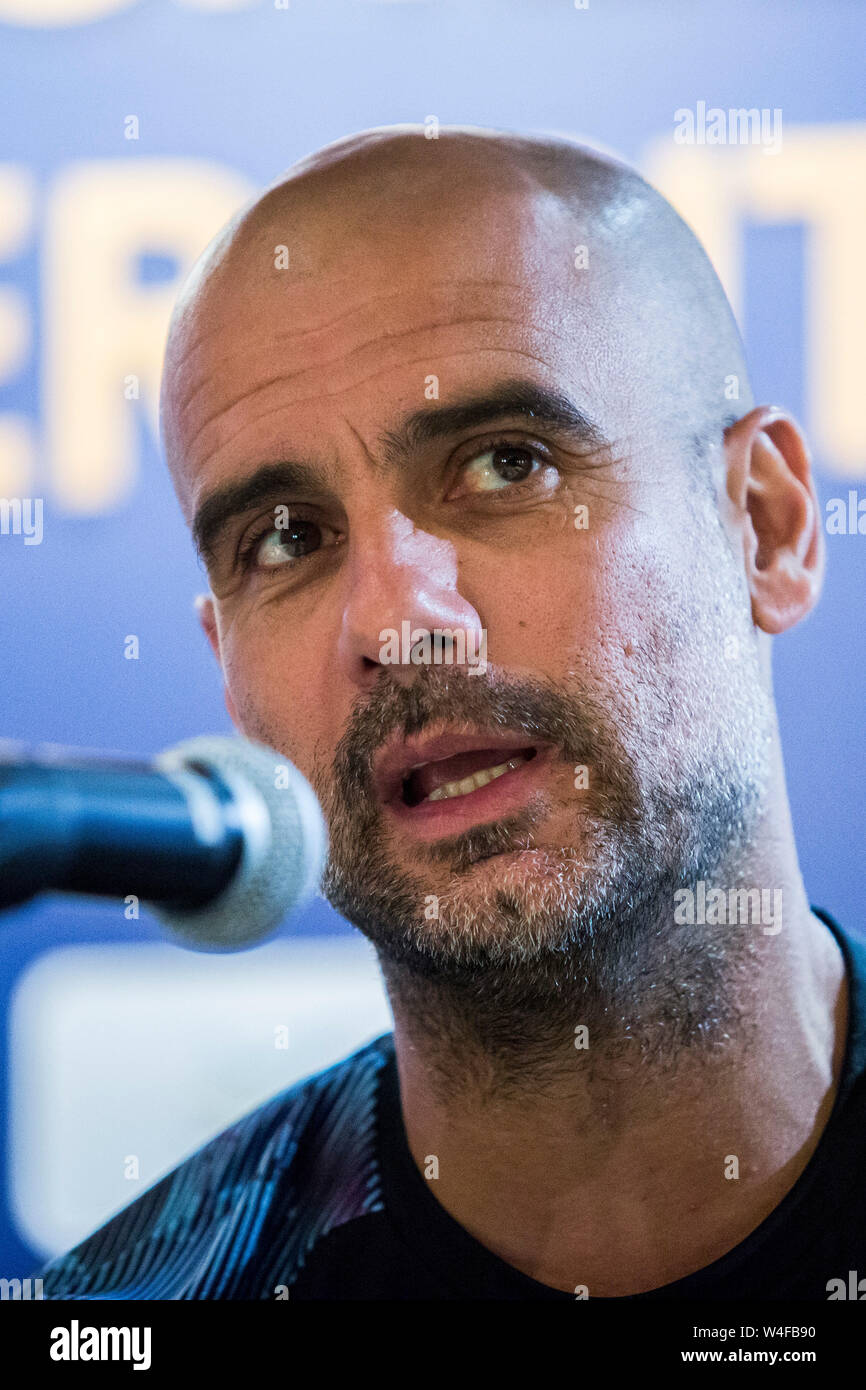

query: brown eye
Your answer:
[239,515,335,573]
[453,442,547,496]
[488,445,536,483]
[257,517,322,567]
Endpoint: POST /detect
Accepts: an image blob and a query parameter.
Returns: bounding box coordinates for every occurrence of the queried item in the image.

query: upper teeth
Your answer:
[426,757,524,803]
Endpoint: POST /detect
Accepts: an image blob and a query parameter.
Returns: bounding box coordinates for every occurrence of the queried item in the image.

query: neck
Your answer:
[380,804,848,1296]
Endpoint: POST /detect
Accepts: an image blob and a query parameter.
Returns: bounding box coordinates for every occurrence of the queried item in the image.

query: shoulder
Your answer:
[37,1031,394,1300]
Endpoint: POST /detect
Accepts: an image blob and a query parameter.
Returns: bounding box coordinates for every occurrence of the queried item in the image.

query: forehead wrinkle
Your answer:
[166,274,582,431]
[176,309,582,464]
[186,343,582,468]
[173,306,579,428]
[169,278,533,384]
[174,277,542,366]
[172,317,499,435]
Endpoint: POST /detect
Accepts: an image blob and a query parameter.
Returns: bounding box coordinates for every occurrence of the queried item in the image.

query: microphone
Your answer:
[0,735,327,952]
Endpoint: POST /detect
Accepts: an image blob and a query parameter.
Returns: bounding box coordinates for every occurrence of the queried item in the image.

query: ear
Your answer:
[723,406,824,635]
[195,593,240,727]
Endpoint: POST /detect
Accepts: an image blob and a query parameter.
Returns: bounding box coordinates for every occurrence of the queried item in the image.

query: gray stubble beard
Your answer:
[316,664,772,1098]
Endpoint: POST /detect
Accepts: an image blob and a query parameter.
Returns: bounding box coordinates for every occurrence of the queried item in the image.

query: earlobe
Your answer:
[724,408,824,635]
[195,593,221,662]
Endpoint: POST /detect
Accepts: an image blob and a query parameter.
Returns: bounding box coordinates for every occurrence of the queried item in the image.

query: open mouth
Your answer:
[401,746,538,807]
[371,729,551,837]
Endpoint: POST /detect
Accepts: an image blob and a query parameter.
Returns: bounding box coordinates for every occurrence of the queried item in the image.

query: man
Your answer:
[39,124,860,1301]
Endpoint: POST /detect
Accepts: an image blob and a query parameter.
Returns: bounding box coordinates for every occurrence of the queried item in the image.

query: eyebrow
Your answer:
[191,379,607,568]
[378,379,607,464]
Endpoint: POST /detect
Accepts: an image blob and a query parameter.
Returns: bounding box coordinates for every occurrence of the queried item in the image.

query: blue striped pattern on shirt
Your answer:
[37,1034,392,1300]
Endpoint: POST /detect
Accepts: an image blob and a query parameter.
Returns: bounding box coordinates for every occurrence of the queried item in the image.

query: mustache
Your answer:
[326,666,604,807]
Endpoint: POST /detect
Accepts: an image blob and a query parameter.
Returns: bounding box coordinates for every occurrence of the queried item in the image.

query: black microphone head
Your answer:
[150,735,327,953]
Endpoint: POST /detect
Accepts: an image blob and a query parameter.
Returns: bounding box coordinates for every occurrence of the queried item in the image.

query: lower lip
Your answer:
[384,749,551,840]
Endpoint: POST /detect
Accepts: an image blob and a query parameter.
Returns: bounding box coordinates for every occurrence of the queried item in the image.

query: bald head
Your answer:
[160,123,751,510]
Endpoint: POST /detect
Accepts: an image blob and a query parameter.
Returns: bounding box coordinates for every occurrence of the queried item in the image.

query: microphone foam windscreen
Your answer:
[151,735,327,953]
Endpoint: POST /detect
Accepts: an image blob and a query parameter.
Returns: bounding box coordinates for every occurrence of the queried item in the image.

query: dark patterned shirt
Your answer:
[38,908,866,1300]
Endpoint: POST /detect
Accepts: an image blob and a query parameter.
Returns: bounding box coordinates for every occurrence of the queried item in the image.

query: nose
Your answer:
[335,508,484,689]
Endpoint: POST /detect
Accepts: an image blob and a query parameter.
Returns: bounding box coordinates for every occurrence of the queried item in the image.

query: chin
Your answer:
[425,846,589,931]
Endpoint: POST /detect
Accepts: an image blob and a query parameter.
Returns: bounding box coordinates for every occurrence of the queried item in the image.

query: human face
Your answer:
[169,181,770,977]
